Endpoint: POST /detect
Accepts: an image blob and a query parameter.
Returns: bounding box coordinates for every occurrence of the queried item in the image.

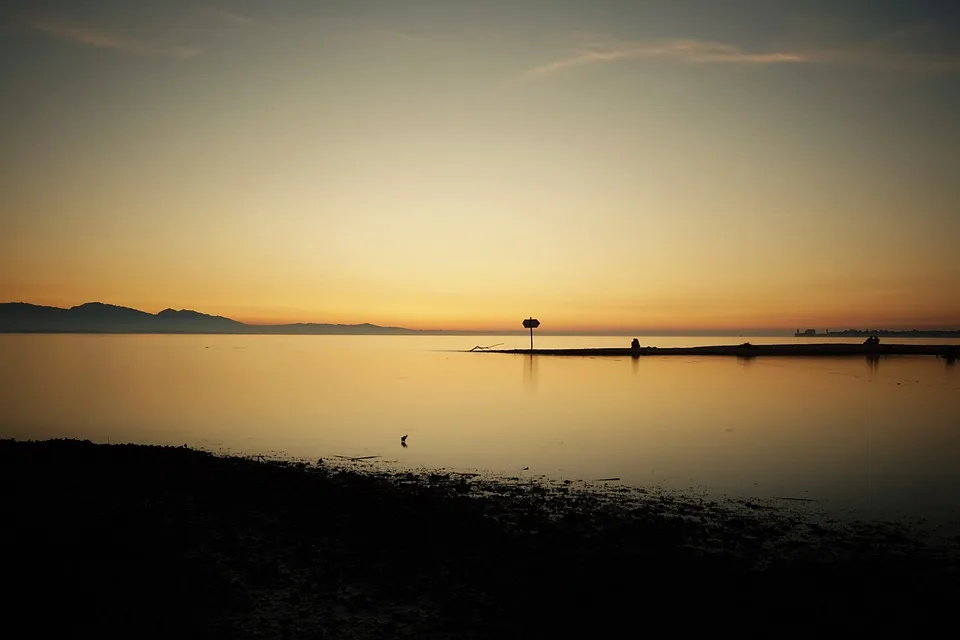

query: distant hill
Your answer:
[0,302,433,335]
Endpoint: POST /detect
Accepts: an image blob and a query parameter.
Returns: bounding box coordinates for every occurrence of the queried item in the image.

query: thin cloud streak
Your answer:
[530,39,807,75]
[33,21,200,58]
[197,6,256,26]
[528,36,960,76]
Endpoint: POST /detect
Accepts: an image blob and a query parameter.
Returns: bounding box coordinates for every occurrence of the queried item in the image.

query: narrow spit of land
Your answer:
[478,342,960,358]
[3,439,958,639]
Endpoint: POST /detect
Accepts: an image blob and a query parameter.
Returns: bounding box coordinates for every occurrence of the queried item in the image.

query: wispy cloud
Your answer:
[197,6,256,26]
[530,39,807,75]
[33,21,199,58]
[527,33,960,77]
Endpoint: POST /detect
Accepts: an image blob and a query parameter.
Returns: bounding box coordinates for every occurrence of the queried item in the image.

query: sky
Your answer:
[2,0,959,331]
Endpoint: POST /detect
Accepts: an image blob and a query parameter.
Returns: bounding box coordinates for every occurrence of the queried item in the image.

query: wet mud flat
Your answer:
[2,439,958,639]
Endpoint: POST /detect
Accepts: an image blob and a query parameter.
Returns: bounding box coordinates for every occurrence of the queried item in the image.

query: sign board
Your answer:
[522,318,540,329]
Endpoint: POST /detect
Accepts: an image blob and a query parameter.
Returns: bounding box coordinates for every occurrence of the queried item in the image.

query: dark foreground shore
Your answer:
[3,439,958,638]
[483,342,960,358]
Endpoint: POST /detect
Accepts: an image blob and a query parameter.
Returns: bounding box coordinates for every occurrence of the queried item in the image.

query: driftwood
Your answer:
[469,343,504,351]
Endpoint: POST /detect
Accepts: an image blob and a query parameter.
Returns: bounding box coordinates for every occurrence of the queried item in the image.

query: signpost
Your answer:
[522,317,540,351]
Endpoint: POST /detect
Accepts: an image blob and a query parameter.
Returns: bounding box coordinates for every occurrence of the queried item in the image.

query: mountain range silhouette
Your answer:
[0,302,430,335]
[4,302,957,336]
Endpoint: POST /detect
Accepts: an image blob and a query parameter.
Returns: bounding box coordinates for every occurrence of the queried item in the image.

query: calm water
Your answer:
[2,334,958,520]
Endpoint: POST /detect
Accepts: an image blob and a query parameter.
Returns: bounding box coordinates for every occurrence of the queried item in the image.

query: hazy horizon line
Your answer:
[3,300,958,335]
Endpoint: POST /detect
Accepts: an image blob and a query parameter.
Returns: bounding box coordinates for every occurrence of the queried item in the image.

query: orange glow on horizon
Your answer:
[2,292,956,333]
[2,7,958,332]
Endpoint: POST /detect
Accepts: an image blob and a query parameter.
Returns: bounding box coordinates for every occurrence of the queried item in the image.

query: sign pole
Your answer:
[522,317,540,353]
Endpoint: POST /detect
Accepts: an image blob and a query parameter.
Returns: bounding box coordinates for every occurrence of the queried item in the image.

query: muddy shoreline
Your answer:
[3,439,958,638]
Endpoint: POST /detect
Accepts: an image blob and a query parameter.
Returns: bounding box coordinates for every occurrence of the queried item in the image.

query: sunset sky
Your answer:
[2,0,959,331]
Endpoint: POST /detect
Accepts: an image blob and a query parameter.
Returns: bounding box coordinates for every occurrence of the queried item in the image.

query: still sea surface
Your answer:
[2,334,958,522]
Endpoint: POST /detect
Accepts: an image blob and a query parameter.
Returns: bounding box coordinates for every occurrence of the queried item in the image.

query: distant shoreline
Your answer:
[3,301,958,337]
[4,329,960,338]
[479,343,960,358]
[796,330,960,338]
[0,328,445,336]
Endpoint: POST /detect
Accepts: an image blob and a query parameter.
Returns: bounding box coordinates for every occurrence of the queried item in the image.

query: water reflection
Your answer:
[1,334,959,519]
[865,355,880,373]
[523,354,538,392]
